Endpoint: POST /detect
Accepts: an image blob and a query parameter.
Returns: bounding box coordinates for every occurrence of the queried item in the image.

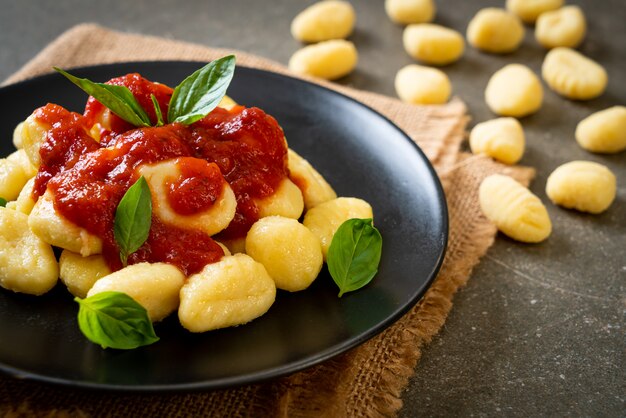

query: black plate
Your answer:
[0,62,447,391]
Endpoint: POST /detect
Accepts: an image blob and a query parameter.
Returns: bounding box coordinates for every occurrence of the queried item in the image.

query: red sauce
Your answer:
[33,73,288,276]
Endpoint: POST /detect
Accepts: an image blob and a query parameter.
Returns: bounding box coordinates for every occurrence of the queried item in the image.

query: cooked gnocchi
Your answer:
[288,149,337,210]
[542,47,607,100]
[403,24,465,65]
[291,0,355,43]
[469,117,525,164]
[506,0,563,24]
[256,178,304,219]
[395,64,452,105]
[12,121,24,149]
[535,6,587,49]
[60,250,111,298]
[288,39,358,80]
[479,174,552,243]
[5,177,36,215]
[546,161,616,214]
[0,155,30,201]
[467,8,525,54]
[575,106,626,154]
[385,0,436,25]
[485,64,543,117]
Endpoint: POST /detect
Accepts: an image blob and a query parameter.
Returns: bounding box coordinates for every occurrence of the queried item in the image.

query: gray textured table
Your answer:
[1,1,624,416]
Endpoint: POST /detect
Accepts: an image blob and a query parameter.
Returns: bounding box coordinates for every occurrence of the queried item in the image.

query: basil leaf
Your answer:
[327,218,383,297]
[54,67,151,127]
[75,291,159,349]
[0,197,6,207]
[114,176,152,266]
[167,55,236,125]
[151,94,164,126]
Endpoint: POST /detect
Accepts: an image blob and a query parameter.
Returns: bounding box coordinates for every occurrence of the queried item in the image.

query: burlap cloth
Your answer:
[0,24,534,418]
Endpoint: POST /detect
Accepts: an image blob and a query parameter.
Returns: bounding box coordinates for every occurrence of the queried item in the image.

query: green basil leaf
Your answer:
[54,67,151,127]
[0,197,6,207]
[327,218,383,297]
[151,94,164,127]
[114,176,152,266]
[167,55,236,125]
[75,291,159,349]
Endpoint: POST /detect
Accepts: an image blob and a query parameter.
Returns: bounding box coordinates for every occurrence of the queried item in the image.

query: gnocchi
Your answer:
[88,262,185,322]
[467,8,525,54]
[20,114,50,168]
[469,117,525,164]
[535,6,587,49]
[385,0,436,25]
[178,254,276,332]
[5,177,36,215]
[288,39,358,80]
[288,149,337,210]
[485,64,543,117]
[0,155,30,201]
[479,174,552,243]
[542,47,607,100]
[506,0,564,24]
[291,0,355,43]
[60,250,111,298]
[246,216,323,292]
[256,178,304,220]
[0,207,58,295]
[12,121,24,149]
[303,197,373,258]
[403,24,465,65]
[575,106,626,154]
[394,64,452,105]
[7,149,37,179]
[546,161,616,214]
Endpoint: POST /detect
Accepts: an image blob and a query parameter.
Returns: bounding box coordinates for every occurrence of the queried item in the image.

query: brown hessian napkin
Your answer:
[0,24,534,418]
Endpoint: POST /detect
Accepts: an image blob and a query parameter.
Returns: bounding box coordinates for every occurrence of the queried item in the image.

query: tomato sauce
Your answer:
[32,73,288,276]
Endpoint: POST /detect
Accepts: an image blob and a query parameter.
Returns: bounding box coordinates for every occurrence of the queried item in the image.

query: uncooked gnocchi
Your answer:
[394,64,451,105]
[288,40,358,80]
[385,0,436,25]
[246,216,323,292]
[485,64,543,117]
[542,47,607,100]
[479,174,552,243]
[535,6,587,49]
[467,8,525,54]
[178,254,276,332]
[506,0,564,24]
[291,0,355,43]
[60,250,111,298]
[469,118,525,164]
[403,24,465,65]
[546,161,616,214]
[288,149,337,210]
[88,262,185,322]
[0,207,58,295]
[303,197,373,258]
[575,106,626,154]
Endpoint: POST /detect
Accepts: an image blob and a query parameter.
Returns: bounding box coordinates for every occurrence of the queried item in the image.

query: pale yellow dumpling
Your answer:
[0,157,30,201]
[12,122,24,149]
[59,250,111,298]
[289,40,358,80]
[5,177,36,215]
[246,216,323,292]
[479,174,551,243]
[546,161,616,214]
[385,0,435,25]
[469,118,525,164]
[535,6,587,49]
[303,197,373,258]
[506,0,564,24]
[467,8,525,54]
[218,95,238,111]
[485,64,543,117]
[542,48,607,100]
[28,190,103,256]
[7,149,37,179]
[178,254,276,332]
[576,106,626,154]
[403,24,465,65]
[395,64,451,105]
[291,1,355,43]
[288,149,336,210]
[256,178,304,219]
[20,114,51,168]
[88,262,185,322]
[0,207,58,295]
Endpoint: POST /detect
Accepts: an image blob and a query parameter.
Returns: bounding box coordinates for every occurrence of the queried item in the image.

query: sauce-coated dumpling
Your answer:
[246,216,323,292]
[20,115,51,168]
[542,48,607,100]
[178,254,276,332]
[291,0,355,43]
[575,106,626,154]
[288,149,336,210]
[0,207,58,295]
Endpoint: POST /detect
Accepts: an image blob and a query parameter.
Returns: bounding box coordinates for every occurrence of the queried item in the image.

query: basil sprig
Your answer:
[327,218,383,297]
[167,55,236,125]
[54,67,151,127]
[0,197,6,207]
[114,176,152,266]
[151,94,165,126]
[75,291,159,349]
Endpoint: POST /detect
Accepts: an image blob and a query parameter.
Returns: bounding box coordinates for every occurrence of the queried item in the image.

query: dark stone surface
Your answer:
[0,0,623,416]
